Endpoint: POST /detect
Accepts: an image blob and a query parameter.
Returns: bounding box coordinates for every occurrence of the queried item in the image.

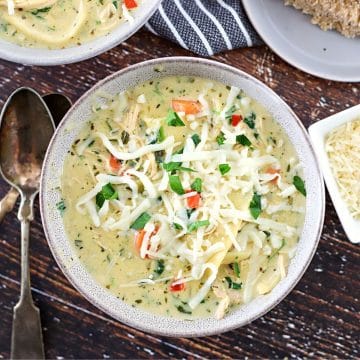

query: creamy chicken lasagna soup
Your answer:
[0,0,140,49]
[60,76,306,319]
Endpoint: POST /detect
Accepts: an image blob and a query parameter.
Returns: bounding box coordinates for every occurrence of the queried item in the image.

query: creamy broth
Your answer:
[60,76,306,319]
[0,0,140,49]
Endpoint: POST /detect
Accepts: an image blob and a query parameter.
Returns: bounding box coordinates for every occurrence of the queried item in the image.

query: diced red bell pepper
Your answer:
[185,189,201,209]
[124,0,137,9]
[109,154,121,172]
[170,280,185,292]
[231,114,243,126]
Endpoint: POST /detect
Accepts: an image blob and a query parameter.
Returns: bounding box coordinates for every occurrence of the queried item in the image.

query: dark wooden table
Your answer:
[0,30,359,359]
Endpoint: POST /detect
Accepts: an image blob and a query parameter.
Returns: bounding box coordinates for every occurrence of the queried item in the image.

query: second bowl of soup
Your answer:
[0,0,161,65]
[40,57,324,336]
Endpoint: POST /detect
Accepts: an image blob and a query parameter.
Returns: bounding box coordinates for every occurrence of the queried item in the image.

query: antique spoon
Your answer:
[0,93,71,224]
[0,88,55,359]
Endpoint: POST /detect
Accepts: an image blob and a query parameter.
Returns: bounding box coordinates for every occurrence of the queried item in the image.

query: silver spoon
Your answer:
[0,88,55,359]
[0,93,71,224]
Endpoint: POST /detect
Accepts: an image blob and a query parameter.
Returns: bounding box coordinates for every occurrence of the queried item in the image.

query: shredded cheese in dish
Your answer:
[60,76,306,319]
[325,117,360,219]
[0,0,139,49]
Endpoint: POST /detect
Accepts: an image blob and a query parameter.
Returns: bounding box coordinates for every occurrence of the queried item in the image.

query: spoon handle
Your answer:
[11,195,44,360]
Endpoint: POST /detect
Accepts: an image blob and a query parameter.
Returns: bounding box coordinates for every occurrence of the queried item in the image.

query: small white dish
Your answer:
[309,104,360,244]
[242,0,360,82]
[0,0,161,66]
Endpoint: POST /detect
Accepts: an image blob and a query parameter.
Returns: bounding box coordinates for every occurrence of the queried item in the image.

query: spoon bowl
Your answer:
[0,88,54,193]
[0,92,72,224]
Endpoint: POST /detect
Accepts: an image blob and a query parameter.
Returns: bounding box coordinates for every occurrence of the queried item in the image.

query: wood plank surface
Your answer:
[0,30,359,359]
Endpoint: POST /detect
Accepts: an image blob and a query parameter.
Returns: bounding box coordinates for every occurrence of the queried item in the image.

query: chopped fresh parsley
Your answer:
[96,183,118,208]
[30,6,52,16]
[219,163,231,175]
[56,200,66,216]
[191,133,201,146]
[233,262,240,278]
[176,305,192,314]
[225,105,236,122]
[188,220,210,232]
[236,134,251,146]
[169,175,185,195]
[249,193,261,219]
[173,223,183,230]
[225,276,242,290]
[244,112,256,129]
[163,162,195,173]
[154,260,165,276]
[216,132,225,145]
[157,126,165,143]
[191,178,202,193]
[293,175,306,196]
[167,110,185,127]
[130,212,151,230]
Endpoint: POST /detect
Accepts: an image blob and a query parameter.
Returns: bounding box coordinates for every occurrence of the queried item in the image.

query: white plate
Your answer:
[309,105,360,244]
[242,0,360,82]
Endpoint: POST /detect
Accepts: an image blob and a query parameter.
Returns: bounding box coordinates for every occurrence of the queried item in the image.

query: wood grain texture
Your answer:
[0,30,359,359]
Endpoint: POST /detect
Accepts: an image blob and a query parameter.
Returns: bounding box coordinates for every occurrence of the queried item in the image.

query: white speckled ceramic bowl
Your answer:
[40,57,325,337]
[0,1,161,66]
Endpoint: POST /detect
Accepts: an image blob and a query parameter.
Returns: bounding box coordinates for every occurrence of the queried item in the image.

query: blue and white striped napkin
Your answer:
[147,0,263,56]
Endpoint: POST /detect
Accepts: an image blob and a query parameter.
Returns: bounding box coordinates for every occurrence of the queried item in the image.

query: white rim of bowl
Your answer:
[40,57,325,337]
[0,0,162,66]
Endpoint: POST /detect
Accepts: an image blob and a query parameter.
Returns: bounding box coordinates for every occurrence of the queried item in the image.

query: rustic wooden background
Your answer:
[0,30,359,359]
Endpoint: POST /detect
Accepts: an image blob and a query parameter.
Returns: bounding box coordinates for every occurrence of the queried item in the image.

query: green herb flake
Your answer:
[244,112,256,129]
[30,6,52,16]
[158,126,165,143]
[176,305,192,315]
[112,0,118,8]
[130,212,151,230]
[101,183,118,200]
[293,175,306,196]
[249,193,261,219]
[96,183,118,208]
[216,132,226,145]
[268,239,286,261]
[169,175,185,195]
[163,162,195,173]
[191,133,201,146]
[191,178,202,193]
[233,262,240,278]
[219,163,231,176]
[167,110,185,127]
[225,105,236,122]
[74,239,83,249]
[173,223,183,230]
[236,134,252,147]
[188,220,210,232]
[225,276,242,290]
[154,260,165,276]
[56,200,66,216]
